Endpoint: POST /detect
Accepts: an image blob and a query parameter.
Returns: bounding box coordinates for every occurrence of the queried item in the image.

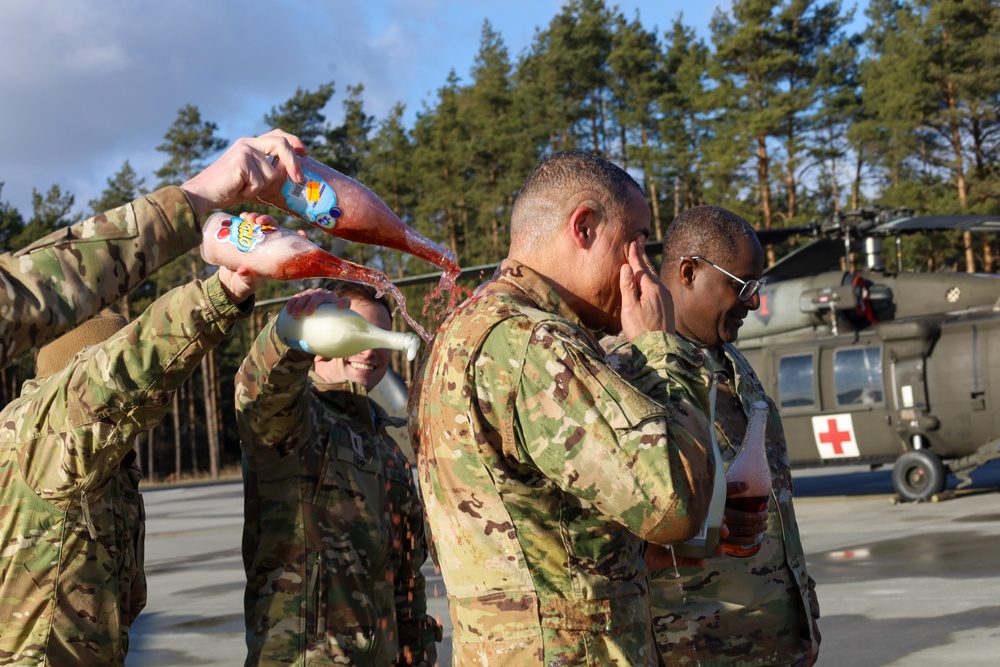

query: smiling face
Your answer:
[312,297,392,391]
[677,234,765,346]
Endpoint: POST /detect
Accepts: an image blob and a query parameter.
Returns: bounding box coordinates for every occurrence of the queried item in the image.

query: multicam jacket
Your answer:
[409,259,714,667]
[606,334,822,667]
[0,274,251,666]
[236,321,438,667]
[0,187,200,367]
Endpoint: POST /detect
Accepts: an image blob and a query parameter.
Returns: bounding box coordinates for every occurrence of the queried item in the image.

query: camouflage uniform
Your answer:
[0,273,252,666]
[0,187,200,367]
[409,260,715,667]
[236,319,438,667]
[605,334,822,667]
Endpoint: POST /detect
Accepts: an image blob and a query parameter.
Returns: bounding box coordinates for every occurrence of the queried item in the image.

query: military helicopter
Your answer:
[738,210,1000,501]
[390,209,1000,502]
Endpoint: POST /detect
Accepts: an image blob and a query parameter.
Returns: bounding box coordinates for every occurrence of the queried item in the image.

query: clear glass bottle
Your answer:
[674,381,727,559]
[723,400,772,558]
[275,302,420,361]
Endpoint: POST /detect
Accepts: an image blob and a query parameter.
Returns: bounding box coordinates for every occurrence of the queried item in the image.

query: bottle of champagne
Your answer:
[257,154,459,275]
[276,303,420,362]
[674,381,727,559]
[723,400,772,558]
[200,212,429,341]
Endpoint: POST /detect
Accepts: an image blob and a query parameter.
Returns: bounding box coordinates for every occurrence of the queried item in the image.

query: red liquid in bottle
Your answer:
[723,401,772,559]
[258,155,471,312]
[201,213,430,341]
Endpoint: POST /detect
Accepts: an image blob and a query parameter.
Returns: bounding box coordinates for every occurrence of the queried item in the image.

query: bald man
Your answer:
[409,150,716,666]
[607,205,821,666]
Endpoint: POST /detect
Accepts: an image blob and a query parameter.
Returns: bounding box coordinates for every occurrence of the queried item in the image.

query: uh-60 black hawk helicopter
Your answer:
[391,208,999,502]
[740,209,1000,501]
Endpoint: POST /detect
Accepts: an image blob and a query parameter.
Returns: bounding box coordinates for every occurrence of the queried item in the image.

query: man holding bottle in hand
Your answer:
[236,276,438,667]
[606,205,821,666]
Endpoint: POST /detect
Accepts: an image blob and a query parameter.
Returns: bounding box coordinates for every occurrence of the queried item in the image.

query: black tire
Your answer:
[892,450,947,502]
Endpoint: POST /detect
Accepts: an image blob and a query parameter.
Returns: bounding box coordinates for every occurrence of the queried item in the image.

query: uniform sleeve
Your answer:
[0,187,200,367]
[17,272,248,496]
[495,322,714,546]
[392,461,440,667]
[234,314,314,458]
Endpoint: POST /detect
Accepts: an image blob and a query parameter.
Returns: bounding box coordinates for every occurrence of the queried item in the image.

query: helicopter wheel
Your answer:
[892,450,947,502]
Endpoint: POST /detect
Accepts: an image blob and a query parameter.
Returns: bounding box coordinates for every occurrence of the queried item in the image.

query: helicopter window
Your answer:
[778,354,816,408]
[834,347,884,406]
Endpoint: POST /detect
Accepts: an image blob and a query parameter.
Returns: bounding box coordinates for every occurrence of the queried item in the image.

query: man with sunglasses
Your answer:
[606,205,821,666]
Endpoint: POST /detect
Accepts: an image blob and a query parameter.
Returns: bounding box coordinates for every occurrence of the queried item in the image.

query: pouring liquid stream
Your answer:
[201,213,431,342]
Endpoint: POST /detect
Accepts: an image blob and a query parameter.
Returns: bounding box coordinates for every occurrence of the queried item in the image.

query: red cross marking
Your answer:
[818,418,852,455]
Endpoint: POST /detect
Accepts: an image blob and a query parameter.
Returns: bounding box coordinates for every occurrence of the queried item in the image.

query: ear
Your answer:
[567,205,597,250]
[676,256,698,289]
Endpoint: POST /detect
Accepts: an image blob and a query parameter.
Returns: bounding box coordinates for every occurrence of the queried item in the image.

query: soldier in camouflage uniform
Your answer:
[237,281,439,666]
[0,262,263,666]
[0,128,306,367]
[606,205,821,666]
[409,150,716,667]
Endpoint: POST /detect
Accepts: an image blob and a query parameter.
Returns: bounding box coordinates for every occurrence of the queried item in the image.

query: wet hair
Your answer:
[510,150,642,241]
[661,206,757,276]
[322,280,392,319]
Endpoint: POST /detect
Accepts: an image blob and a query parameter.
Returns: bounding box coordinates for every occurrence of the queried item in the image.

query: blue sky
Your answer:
[0,0,865,223]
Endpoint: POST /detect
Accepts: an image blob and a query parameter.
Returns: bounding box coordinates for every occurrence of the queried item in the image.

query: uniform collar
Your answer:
[492,258,600,346]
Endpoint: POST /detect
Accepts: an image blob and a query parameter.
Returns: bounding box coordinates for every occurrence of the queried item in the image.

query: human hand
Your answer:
[643,521,730,573]
[181,129,307,218]
[217,266,264,305]
[284,288,351,320]
[721,481,769,546]
[619,241,675,342]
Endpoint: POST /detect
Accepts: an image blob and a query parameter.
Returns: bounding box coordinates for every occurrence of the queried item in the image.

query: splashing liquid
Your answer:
[201,213,431,341]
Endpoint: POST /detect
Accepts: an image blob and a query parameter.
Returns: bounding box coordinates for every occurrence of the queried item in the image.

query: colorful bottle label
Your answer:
[280,168,343,229]
[215,216,277,253]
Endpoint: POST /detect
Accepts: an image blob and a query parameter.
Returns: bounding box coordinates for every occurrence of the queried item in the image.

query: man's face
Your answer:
[678,235,765,346]
[313,298,392,391]
[579,186,651,333]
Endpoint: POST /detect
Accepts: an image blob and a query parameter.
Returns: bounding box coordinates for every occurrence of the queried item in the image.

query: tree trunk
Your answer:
[964,231,976,274]
[146,425,156,482]
[202,353,219,479]
[187,381,199,474]
[756,134,775,266]
[639,127,661,239]
[982,236,995,273]
[172,393,182,481]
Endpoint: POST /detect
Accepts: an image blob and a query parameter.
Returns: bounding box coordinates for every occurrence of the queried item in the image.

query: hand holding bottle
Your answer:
[200,211,430,341]
[276,291,420,361]
[722,401,772,557]
[721,481,769,550]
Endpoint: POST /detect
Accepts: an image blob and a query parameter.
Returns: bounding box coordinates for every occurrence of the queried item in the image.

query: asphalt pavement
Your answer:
[127,460,1000,666]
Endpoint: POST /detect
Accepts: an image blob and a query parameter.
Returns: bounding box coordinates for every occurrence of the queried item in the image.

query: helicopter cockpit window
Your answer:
[834,347,884,406]
[778,354,816,408]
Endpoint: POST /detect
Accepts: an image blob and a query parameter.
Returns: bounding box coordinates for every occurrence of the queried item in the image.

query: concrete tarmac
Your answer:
[127,460,1000,666]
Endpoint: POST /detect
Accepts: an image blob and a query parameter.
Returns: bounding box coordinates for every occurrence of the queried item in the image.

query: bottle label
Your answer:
[281,168,343,229]
[215,216,278,253]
